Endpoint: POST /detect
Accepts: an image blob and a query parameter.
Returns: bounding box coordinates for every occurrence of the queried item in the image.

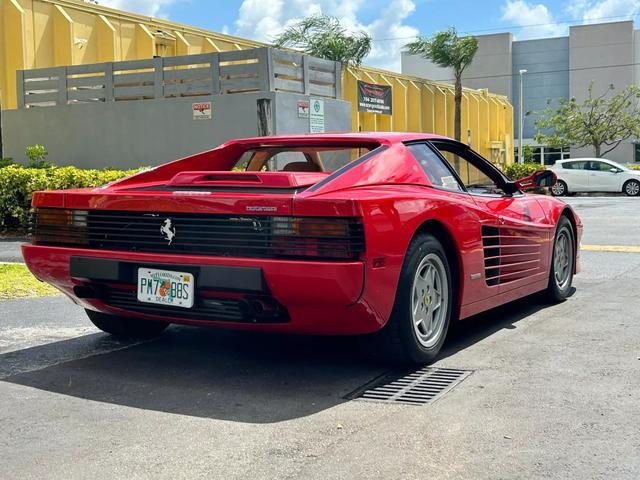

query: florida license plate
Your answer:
[137,267,195,308]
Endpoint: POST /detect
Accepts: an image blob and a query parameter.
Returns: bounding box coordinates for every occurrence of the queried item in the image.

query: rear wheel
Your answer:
[623,179,640,196]
[86,309,169,337]
[364,234,453,364]
[551,180,568,196]
[544,216,575,302]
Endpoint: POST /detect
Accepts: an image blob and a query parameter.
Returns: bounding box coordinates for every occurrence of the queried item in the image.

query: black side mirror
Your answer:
[502,181,520,195]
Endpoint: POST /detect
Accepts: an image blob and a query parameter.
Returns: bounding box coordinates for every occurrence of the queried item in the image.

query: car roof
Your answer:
[557,158,612,162]
[223,131,452,146]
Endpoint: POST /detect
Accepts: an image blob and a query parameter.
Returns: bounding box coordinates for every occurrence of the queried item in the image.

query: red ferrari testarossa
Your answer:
[23,133,582,363]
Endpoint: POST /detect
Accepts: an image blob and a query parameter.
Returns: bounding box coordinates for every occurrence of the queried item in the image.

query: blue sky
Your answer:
[100,0,640,71]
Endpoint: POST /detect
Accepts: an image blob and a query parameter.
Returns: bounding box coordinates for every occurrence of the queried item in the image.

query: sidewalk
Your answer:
[0,238,27,263]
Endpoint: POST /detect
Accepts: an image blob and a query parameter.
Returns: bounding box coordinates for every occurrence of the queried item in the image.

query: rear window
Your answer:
[232,146,376,173]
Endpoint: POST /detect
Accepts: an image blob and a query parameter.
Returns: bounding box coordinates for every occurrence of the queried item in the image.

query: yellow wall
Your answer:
[0,0,513,163]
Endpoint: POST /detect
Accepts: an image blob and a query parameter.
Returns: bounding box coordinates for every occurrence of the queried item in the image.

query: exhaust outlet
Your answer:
[248,298,280,318]
[73,285,104,299]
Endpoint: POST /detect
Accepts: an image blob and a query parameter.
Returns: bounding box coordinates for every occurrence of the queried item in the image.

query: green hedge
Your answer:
[627,163,640,171]
[0,165,143,230]
[502,162,546,180]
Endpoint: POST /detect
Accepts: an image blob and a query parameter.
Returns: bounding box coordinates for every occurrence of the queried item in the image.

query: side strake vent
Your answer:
[482,225,543,286]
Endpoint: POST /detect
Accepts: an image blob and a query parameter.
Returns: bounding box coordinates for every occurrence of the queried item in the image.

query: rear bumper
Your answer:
[22,244,384,334]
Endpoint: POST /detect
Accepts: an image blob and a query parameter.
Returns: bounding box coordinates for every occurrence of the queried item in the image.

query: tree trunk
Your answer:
[594,143,601,158]
[454,73,462,142]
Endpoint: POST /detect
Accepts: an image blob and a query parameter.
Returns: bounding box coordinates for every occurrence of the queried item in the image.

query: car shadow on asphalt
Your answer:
[440,288,576,361]
[1,291,573,423]
[2,327,383,423]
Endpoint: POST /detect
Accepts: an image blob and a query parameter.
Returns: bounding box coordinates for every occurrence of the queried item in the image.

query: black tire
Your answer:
[362,234,453,365]
[544,216,575,303]
[551,180,568,197]
[623,179,640,196]
[86,309,169,337]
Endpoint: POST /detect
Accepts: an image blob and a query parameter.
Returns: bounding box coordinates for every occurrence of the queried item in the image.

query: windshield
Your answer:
[232,145,376,173]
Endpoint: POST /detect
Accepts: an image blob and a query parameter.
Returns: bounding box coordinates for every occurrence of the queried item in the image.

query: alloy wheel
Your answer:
[625,181,640,196]
[554,230,573,290]
[551,181,566,196]
[410,254,449,348]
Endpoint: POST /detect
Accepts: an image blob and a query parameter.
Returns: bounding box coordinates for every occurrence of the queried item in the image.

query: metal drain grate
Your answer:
[348,367,472,405]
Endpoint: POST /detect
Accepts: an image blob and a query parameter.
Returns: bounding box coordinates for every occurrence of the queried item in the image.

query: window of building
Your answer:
[544,147,562,165]
[514,145,570,165]
[635,143,640,163]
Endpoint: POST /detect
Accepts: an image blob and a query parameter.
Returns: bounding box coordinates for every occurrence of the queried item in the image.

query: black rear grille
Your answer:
[32,209,365,260]
[103,288,288,323]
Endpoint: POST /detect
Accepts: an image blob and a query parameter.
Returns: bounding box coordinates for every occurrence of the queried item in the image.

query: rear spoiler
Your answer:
[166,171,330,188]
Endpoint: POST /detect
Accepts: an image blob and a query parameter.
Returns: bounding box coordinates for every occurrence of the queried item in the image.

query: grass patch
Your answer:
[0,264,60,301]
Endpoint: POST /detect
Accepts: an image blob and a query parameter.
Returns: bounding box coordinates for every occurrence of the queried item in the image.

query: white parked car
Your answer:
[549,158,640,196]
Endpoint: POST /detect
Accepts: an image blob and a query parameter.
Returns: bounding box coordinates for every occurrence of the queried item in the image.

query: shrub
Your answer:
[26,144,53,169]
[520,145,535,163]
[0,158,14,168]
[0,165,144,230]
[627,163,640,171]
[503,162,545,180]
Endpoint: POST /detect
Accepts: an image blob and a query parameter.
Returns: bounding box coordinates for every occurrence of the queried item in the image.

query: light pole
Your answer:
[518,69,527,164]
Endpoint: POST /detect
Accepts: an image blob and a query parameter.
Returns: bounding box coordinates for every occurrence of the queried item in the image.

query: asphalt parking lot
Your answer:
[1,196,639,479]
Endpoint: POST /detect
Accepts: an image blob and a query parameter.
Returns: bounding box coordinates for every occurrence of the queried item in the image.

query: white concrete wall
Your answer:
[569,21,636,163]
[402,23,640,163]
[401,33,513,98]
[2,93,351,169]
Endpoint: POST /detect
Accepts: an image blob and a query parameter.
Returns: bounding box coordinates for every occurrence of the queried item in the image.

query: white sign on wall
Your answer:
[192,101,212,120]
[309,98,325,133]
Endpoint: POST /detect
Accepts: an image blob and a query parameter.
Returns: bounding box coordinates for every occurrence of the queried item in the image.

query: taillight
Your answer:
[271,216,364,260]
[31,208,88,245]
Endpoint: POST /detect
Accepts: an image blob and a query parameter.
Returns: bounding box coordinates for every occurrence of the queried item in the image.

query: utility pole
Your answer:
[518,69,527,164]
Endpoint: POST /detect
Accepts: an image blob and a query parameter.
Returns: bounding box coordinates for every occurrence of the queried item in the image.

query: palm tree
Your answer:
[405,28,478,142]
[272,14,372,68]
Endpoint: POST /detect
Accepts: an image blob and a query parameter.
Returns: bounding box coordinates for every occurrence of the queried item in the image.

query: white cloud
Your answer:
[503,0,640,39]
[233,0,418,72]
[570,0,640,22]
[501,0,567,39]
[98,0,178,17]
[365,0,418,71]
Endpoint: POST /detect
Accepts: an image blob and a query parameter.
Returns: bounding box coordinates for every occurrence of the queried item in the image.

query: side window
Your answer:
[406,144,463,191]
[565,161,585,170]
[432,143,503,195]
[585,161,603,171]
[595,162,614,172]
